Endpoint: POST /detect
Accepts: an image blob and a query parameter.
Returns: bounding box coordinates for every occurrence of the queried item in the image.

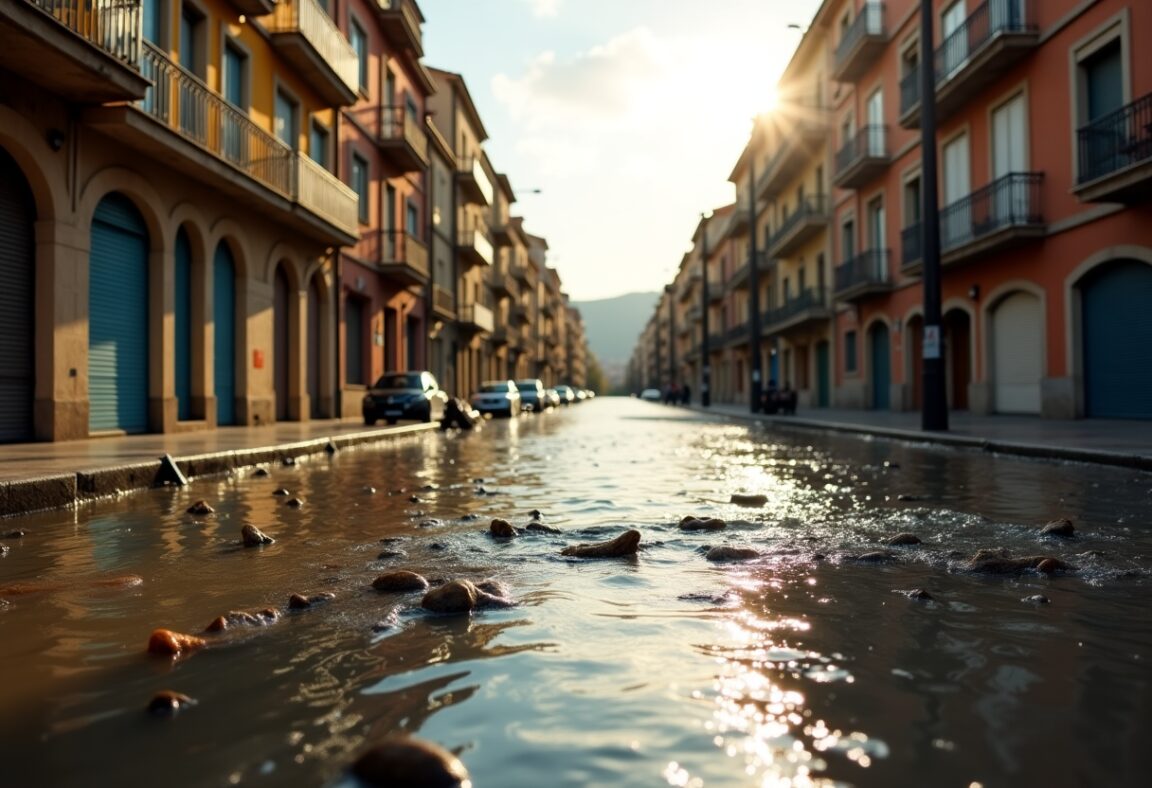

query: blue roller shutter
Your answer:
[90,194,149,433]
[213,243,237,425]
[175,229,192,420]
[0,148,35,442]
[1083,260,1152,418]
[870,323,890,410]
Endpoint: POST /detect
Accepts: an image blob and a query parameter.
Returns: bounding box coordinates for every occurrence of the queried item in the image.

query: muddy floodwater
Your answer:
[2,397,1151,787]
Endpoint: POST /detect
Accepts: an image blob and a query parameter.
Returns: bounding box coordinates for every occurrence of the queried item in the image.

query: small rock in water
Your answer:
[561,529,641,558]
[525,521,561,534]
[408,495,423,504]
[853,551,896,563]
[528,509,543,519]
[372,570,429,592]
[147,690,197,717]
[241,524,275,547]
[489,518,517,538]
[421,579,478,614]
[459,513,481,522]
[204,608,279,632]
[288,592,335,610]
[1036,558,1065,574]
[272,488,291,497]
[1022,594,1051,605]
[2,529,27,539]
[1041,518,1076,538]
[363,486,377,494]
[899,588,934,601]
[147,629,207,657]
[730,493,768,507]
[680,516,727,531]
[706,545,759,562]
[351,736,470,788]
[886,533,922,546]
[282,457,296,467]
[896,493,925,502]
[285,497,305,508]
[253,467,270,477]
[964,550,1073,575]
[419,519,442,529]
[186,500,214,516]
[377,549,408,560]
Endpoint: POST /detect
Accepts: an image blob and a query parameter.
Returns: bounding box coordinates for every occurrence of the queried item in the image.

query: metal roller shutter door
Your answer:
[870,324,890,410]
[89,194,149,433]
[213,244,236,426]
[0,149,35,442]
[992,292,1042,414]
[175,230,192,420]
[1083,261,1152,418]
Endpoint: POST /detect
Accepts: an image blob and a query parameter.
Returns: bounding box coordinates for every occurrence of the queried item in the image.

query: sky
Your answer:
[418,0,824,302]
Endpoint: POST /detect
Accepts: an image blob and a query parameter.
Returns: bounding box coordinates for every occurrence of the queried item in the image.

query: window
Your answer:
[903,175,922,225]
[1080,38,1123,124]
[406,202,420,236]
[274,88,298,148]
[179,3,204,76]
[350,20,368,92]
[798,265,807,294]
[841,218,856,261]
[845,330,858,372]
[221,41,246,108]
[310,120,329,169]
[351,154,369,224]
[406,96,419,123]
[142,0,163,44]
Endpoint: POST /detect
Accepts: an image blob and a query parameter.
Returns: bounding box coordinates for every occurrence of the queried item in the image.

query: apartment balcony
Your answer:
[686,305,702,323]
[352,104,428,173]
[834,249,893,302]
[767,195,830,258]
[373,0,424,57]
[488,269,515,299]
[728,259,750,291]
[0,0,148,103]
[457,220,494,268]
[707,273,724,302]
[1074,92,1152,204]
[541,299,555,318]
[724,324,750,347]
[457,303,494,335]
[757,100,829,199]
[457,156,494,205]
[510,260,533,285]
[726,206,751,238]
[899,0,1037,128]
[86,42,356,245]
[832,2,887,83]
[833,126,890,189]
[901,172,1044,273]
[431,284,455,320]
[491,220,514,247]
[361,229,429,286]
[761,287,832,334]
[261,0,358,107]
[510,304,531,326]
[490,327,511,347]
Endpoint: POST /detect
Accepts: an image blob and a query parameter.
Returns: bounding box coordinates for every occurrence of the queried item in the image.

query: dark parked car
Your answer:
[551,385,576,405]
[515,378,549,412]
[363,371,448,425]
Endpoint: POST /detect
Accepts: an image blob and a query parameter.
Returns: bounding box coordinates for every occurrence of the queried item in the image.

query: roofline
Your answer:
[426,66,490,142]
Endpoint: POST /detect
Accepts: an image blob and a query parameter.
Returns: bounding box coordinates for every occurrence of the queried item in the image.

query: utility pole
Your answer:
[700,212,711,407]
[919,0,948,431]
[748,156,763,413]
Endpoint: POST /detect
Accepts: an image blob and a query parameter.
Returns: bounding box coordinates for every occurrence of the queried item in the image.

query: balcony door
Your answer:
[221,41,246,163]
[940,1,967,80]
[867,198,885,280]
[992,93,1027,223]
[866,89,884,156]
[942,133,970,247]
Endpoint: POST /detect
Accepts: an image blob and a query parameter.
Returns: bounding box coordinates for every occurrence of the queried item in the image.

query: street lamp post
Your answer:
[748,157,763,414]
[700,212,711,408]
[919,0,948,431]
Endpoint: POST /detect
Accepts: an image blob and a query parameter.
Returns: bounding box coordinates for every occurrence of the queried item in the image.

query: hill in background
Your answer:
[571,291,660,388]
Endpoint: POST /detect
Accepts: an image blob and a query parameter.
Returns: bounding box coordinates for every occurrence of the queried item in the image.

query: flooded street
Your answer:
[2,397,1151,787]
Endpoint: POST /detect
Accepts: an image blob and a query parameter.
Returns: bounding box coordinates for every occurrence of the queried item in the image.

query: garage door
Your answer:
[213,242,237,426]
[1082,260,1152,418]
[992,291,1041,414]
[274,265,290,421]
[90,193,149,433]
[0,147,35,442]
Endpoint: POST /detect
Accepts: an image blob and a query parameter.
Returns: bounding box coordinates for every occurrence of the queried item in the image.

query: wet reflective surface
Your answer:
[2,397,1151,787]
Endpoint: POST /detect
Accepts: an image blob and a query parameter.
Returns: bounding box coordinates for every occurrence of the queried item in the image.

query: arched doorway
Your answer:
[0,146,36,442]
[174,228,193,421]
[307,273,323,418]
[944,308,971,410]
[89,193,149,433]
[991,291,1041,413]
[1081,260,1152,418]
[274,263,291,421]
[868,321,891,410]
[213,242,238,426]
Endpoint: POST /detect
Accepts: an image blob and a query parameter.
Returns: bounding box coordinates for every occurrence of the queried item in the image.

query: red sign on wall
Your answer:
[253,349,264,369]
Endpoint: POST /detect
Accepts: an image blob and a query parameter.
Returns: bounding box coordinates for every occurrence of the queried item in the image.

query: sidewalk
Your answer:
[0,420,438,518]
[689,402,1152,471]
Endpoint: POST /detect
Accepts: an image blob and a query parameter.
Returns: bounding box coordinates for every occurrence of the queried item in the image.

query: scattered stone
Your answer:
[288,592,335,610]
[428,542,447,551]
[896,493,925,502]
[185,500,214,516]
[561,529,641,558]
[1041,518,1076,538]
[241,524,275,547]
[853,551,897,563]
[204,608,279,632]
[898,588,934,601]
[377,549,407,560]
[459,513,481,522]
[363,486,377,494]
[1036,558,1065,574]
[489,518,517,538]
[285,497,305,508]
[706,546,759,562]
[964,549,1074,575]
[253,467,270,477]
[418,519,442,529]
[730,493,768,507]
[421,484,437,492]
[886,533,922,546]
[147,629,207,657]
[812,553,826,561]
[422,579,478,614]
[351,736,470,788]
[473,478,485,484]
[1077,550,1106,559]
[409,495,423,504]
[528,509,543,519]
[2,530,26,539]
[273,488,291,497]
[147,690,197,717]
[525,521,562,534]
[372,570,429,592]
[379,536,405,544]
[680,515,727,531]
[1022,594,1051,605]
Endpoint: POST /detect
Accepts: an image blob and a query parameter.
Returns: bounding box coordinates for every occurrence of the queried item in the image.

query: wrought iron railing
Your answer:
[432,285,454,315]
[1077,92,1152,184]
[264,0,358,93]
[768,195,830,250]
[29,0,141,65]
[381,105,428,160]
[834,249,891,293]
[834,1,885,69]
[939,171,1042,249]
[725,324,749,344]
[835,125,888,175]
[359,229,429,277]
[763,287,828,328]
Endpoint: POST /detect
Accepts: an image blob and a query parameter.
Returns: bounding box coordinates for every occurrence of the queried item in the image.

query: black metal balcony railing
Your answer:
[835,125,888,175]
[939,171,1042,249]
[899,64,921,118]
[379,104,429,161]
[1077,92,1152,184]
[762,287,828,328]
[835,249,891,293]
[30,0,142,65]
[768,195,830,251]
[835,1,884,68]
[725,324,749,344]
[380,229,428,273]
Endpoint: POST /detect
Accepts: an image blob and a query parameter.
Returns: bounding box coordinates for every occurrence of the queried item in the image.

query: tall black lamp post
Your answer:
[919,0,948,431]
[700,212,711,407]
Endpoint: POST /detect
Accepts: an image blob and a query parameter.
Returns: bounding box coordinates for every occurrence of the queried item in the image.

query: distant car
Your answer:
[640,388,661,402]
[516,378,548,412]
[551,385,576,405]
[471,379,521,418]
[543,388,561,409]
[363,371,448,425]
[574,388,588,402]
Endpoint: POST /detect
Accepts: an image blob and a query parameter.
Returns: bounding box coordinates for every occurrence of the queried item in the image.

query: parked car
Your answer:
[551,385,576,405]
[470,380,521,418]
[516,379,549,412]
[543,388,561,409]
[640,388,662,402]
[362,371,448,426]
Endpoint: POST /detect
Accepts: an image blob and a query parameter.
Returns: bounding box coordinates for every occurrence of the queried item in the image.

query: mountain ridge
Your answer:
[571,291,660,385]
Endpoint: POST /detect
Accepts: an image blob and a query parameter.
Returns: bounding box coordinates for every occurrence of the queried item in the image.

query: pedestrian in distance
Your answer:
[681,384,691,405]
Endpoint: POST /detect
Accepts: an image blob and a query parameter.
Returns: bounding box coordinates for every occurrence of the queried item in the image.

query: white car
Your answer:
[470,380,521,418]
[640,388,662,402]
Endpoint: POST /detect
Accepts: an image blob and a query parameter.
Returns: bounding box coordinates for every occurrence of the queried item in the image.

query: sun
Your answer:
[760,85,779,116]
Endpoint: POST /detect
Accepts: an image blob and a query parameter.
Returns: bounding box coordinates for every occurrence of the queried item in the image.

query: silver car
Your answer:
[470,380,521,418]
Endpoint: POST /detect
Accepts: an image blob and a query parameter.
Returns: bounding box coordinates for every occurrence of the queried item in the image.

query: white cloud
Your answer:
[522,0,562,18]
